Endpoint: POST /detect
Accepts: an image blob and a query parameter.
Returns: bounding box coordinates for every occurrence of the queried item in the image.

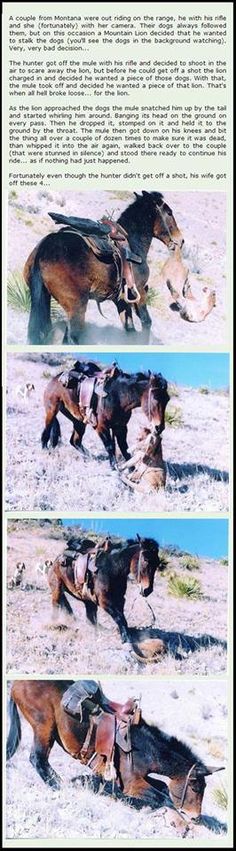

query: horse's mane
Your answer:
[118,191,164,230]
[126,537,159,549]
[132,719,207,772]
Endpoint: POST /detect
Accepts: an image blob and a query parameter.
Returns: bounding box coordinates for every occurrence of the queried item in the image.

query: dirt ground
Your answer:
[6,678,228,841]
[7,188,226,347]
[6,354,229,513]
[6,522,227,677]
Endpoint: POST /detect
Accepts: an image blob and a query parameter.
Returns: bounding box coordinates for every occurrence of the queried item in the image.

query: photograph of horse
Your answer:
[6,352,229,513]
[41,358,169,469]
[7,190,226,347]
[6,519,228,676]
[6,678,228,841]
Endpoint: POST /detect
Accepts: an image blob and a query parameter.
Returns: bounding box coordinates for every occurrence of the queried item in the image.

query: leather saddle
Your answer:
[61,680,141,781]
[48,212,142,304]
[61,537,112,600]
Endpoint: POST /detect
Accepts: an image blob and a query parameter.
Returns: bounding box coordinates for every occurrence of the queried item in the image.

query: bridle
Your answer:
[149,762,201,829]
[155,200,179,249]
[178,762,199,810]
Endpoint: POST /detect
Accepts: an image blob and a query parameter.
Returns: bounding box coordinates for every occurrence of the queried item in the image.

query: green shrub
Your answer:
[165,406,183,427]
[146,287,164,310]
[168,572,202,599]
[220,557,228,566]
[199,386,209,395]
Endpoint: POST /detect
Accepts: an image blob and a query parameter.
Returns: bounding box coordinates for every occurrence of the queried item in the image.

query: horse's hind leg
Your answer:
[67,296,88,343]
[41,405,61,449]
[70,421,86,452]
[49,574,74,621]
[30,733,61,789]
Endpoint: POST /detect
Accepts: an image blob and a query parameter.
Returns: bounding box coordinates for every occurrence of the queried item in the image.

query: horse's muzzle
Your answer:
[139,585,153,598]
[155,424,164,436]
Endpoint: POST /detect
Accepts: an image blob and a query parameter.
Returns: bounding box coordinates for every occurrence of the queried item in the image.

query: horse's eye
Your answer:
[144,284,149,292]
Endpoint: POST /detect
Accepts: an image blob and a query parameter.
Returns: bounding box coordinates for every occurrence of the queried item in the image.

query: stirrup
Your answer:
[123,282,140,305]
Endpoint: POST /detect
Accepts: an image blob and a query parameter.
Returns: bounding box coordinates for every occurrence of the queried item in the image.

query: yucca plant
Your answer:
[165,406,183,427]
[212,784,228,810]
[7,270,63,320]
[168,572,202,600]
[146,287,164,310]
[7,272,31,312]
[180,554,200,571]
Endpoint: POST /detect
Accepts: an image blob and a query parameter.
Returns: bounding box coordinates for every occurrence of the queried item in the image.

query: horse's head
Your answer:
[134,191,184,250]
[130,535,161,597]
[141,373,170,435]
[153,763,224,821]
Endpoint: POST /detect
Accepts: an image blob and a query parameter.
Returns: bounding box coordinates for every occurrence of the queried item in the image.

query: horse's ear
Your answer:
[142,190,150,198]
[150,373,156,386]
[148,772,171,787]
[136,533,141,542]
[203,765,225,776]
[134,192,141,199]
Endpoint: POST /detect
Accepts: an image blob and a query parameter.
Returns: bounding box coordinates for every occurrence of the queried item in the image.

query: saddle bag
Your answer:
[61,680,101,719]
[48,212,111,237]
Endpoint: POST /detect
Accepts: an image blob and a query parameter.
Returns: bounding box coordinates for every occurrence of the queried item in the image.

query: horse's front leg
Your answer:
[98,594,130,644]
[134,302,152,328]
[96,425,117,468]
[113,425,131,461]
[116,299,135,332]
[84,600,98,626]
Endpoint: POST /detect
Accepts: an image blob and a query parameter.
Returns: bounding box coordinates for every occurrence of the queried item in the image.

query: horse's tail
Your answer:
[27,251,52,344]
[6,697,21,760]
[41,416,61,449]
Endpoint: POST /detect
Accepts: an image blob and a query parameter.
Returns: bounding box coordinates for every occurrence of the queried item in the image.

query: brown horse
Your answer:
[47,534,161,644]
[24,191,184,344]
[41,360,170,468]
[7,679,223,826]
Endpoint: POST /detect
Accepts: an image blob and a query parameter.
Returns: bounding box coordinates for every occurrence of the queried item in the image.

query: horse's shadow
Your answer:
[166,461,229,484]
[128,626,227,661]
[70,774,227,833]
[197,814,227,834]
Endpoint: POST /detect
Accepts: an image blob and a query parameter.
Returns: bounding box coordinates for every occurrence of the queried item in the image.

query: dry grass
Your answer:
[6,355,229,514]
[7,189,226,347]
[6,521,227,677]
[5,679,228,841]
